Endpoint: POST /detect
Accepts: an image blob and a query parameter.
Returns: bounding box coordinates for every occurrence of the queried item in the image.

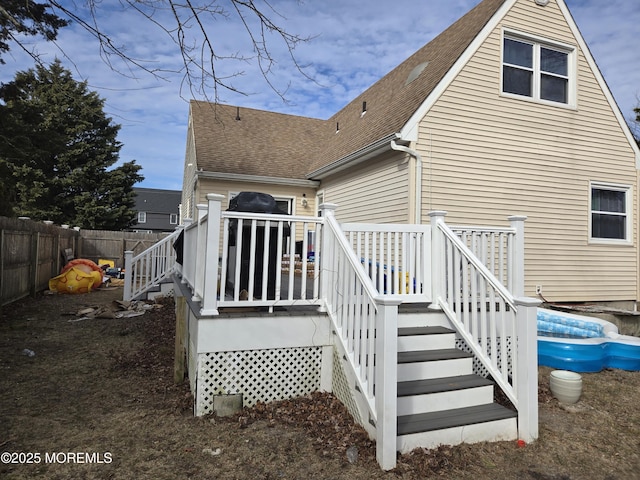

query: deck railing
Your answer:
[430,211,539,443]
[449,216,526,295]
[341,223,431,302]
[179,194,324,315]
[123,228,181,301]
[218,210,323,309]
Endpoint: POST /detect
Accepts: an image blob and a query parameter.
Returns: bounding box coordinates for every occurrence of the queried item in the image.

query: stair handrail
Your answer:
[431,213,519,405]
[320,204,399,470]
[123,228,182,301]
[322,206,380,408]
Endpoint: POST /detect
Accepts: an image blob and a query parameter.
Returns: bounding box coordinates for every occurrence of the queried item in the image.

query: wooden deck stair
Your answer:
[395,321,518,452]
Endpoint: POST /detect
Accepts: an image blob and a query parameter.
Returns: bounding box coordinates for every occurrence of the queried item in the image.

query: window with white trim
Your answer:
[138,211,146,223]
[590,183,631,242]
[502,34,574,105]
[170,213,178,224]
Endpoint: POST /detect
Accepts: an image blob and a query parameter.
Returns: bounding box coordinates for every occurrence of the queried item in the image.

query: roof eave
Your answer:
[555,0,640,168]
[307,133,404,180]
[400,0,514,141]
[196,171,320,188]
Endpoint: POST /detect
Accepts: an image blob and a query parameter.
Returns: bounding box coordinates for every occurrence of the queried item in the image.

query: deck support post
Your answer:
[318,203,338,313]
[375,296,401,471]
[174,295,188,382]
[428,211,447,309]
[514,296,541,443]
[508,215,527,297]
[200,194,225,316]
[192,204,207,303]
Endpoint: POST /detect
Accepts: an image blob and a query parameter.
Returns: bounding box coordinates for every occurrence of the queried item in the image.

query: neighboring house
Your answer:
[129,187,181,233]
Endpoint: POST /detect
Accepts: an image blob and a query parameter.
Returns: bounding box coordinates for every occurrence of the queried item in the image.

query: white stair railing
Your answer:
[430,211,539,443]
[320,204,400,470]
[123,228,182,301]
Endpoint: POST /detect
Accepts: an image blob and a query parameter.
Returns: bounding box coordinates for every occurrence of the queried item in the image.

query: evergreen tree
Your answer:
[0,60,143,229]
[0,1,68,64]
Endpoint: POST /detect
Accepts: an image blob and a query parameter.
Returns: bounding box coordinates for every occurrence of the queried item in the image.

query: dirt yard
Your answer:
[1,286,639,479]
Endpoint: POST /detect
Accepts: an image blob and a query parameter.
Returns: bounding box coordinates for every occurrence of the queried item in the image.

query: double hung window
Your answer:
[502,34,573,105]
[590,183,631,242]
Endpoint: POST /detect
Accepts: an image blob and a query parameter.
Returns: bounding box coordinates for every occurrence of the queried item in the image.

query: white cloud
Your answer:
[1,0,638,190]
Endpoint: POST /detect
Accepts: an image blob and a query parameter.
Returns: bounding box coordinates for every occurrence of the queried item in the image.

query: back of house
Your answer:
[182,0,640,307]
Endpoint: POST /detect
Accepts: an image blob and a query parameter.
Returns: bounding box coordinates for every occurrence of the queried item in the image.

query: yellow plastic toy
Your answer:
[49,258,105,294]
[49,267,103,294]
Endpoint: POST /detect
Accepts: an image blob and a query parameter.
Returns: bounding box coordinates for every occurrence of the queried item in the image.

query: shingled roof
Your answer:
[190,0,506,181]
[190,102,325,179]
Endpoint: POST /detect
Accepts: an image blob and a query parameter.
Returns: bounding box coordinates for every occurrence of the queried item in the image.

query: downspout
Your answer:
[391,140,422,224]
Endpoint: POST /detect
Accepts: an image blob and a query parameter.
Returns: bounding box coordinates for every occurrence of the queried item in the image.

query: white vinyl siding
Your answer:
[416,0,637,303]
[195,178,318,249]
[181,118,198,222]
[196,181,316,218]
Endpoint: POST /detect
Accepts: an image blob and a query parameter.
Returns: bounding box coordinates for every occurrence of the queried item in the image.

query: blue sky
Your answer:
[2,0,638,191]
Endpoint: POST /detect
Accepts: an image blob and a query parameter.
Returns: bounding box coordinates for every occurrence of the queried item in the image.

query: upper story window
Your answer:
[502,33,574,106]
[170,213,178,225]
[590,183,632,243]
[138,211,147,223]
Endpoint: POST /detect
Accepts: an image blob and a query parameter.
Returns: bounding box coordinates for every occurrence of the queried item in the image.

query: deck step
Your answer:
[398,326,453,337]
[397,374,495,415]
[397,374,492,397]
[393,312,519,452]
[397,348,473,382]
[397,403,517,436]
[398,348,472,363]
[398,326,456,351]
[396,404,518,452]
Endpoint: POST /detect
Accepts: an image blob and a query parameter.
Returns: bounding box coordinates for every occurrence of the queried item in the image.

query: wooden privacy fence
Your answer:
[0,217,171,307]
[79,229,171,268]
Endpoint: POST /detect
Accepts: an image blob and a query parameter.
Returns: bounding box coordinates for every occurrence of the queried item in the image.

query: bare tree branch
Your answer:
[35,0,317,103]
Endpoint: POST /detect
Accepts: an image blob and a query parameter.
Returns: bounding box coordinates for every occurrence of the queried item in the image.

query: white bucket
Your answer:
[549,370,582,404]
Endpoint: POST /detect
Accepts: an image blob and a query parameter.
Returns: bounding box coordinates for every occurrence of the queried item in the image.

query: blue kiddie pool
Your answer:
[537,308,640,372]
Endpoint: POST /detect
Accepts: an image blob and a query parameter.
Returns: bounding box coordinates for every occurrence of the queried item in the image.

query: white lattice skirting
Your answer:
[195,346,323,416]
[330,348,363,427]
[456,336,513,378]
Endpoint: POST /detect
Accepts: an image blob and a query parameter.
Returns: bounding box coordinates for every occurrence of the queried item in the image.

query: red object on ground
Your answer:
[61,258,102,275]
